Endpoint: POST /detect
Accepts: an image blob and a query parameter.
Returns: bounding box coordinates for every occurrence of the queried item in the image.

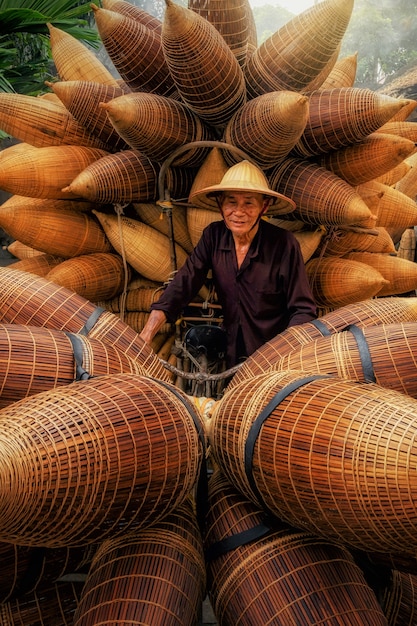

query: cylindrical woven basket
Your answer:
[223,91,309,169]
[211,369,417,554]
[73,498,206,626]
[0,373,204,547]
[228,296,417,389]
[244,0,354,98]
[93,6,178,98]
[343,251,417,297]
[0,196,112,258]
[11,253,64,277]
[162,0,246,128]
[380,569,417,625]
[96,285,162,314]
[0,266,171,381]
[204,470,387,626]
[133,202,193,253]
[269,157,374,226]
[355,180,417,231]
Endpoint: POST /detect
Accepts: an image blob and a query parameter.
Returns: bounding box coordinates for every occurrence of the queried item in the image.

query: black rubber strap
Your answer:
[244,374,330,504]
[205,520,272,562]
[65,332,93,381]
[79,306,105,336]
[344,324,376,383]
[310,318,331,336]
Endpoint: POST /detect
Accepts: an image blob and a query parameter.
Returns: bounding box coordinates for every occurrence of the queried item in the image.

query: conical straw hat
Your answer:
[189,160,295,215]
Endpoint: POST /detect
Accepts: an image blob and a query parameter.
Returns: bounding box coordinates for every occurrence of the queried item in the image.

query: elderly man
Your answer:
[139,160,317,367]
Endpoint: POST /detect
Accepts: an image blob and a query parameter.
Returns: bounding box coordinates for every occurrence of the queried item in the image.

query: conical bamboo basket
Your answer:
[187,207,222,247]
[320,133,416,185]
[395,151,417,198]
[0,373,203,547]
[102,0,162,32]
[0,144,109,200]
[292,227,324,262]
[228,296,417,388]
[211,369,417,554]
[313,51,358,90]
[0,93,109,150]
[96,285,161,314]
[387,98,417,122]
[305,256,388,306]
[356,180,417,231]
[320,226,396,256]
[162,0,246,128]
[11,253,64,277]
[93,211,188,282]
[293,88,411,158]
[47,23,120,86]
[49,80,130,152]
[343,251,417,296]
[7,240,43,259]
[397,227,416,261]
[270,157,374,226]
[204,470,387,626]
[223,91,309,168]
[0,196,112,258]
[244,0,354,98]
[373,159,411,186]
[375,120,417,142]
[101,91,214,166]
[46,252,130,302]
[132,202,194,253]
[92,6,178,98]
[188,147,229,211]
[73,499,206,626]
[301,45,341,93]
[0,266,170,381]
[0,323,147,408]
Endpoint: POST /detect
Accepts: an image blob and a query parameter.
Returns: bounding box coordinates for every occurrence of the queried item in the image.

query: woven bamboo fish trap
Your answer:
[93,211,188,282]
[320,226,396,256]
[292,227,325,262]
[0,541,93,602]
[132,202,194,254]
[265,322,417,399]
[343,251,417,297]
[64,149,158,204]
[116,311,173,335]
[380,570,417,625]
[102,0,162,32]
[96,286,161,314]
[395,152,417,198]
[0,93,109,150]
[0,266,171,381]
[188,148,229,211]
[319,133,416,186]
[46,252,130,302]
[73,499,206,626]
[204,470,388,626]
[211,369,417,554]
[311,51,358,91]
[0,144,109,200]
[269,157,374,227]
[49,80,130,152]
[47,23,120,87]
[292,89,411,158]
[0,581,83,626]
[0,196,112,258]
[375,120,417,143]
[11,253,65,277]
[7,240,43,259]
[244,0,354,98]
[162,0,246,129]
[356,180,417,232]
[301,45,341,93]
[373,160,411,186]
[188,0,256,69]
[187,207,222,247]
[228,296,417,388]
[92,6,178,99]
[222,91,309,169]
[388,98,417,123]
[305,256,388,306]
[100,91,214,166]
[397,227,416,261]
[0,323,148,408]
[0,373,204,547]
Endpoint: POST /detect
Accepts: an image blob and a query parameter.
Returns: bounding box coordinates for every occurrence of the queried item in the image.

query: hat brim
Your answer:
[189,183,296,216]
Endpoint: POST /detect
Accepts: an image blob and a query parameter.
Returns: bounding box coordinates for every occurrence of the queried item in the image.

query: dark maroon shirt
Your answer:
[151,219,317,366]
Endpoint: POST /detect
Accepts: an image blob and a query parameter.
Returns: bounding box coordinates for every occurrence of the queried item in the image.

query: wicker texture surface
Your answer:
[292,88,411,158]
[397,228,416,262]
[395,152,417,199]
[49,80,130,152]
[312,51,358,91]
[269,158,373,226]
[93,210,188,282]
[301,45,341,93]
[0,197,112,258]
[6,240,43,259]
[205,470,387,626]
[223,91,309,168]
[244,0,354,98]
[133,202,194,253]
[101,92,214,166]
[0,93,109,150]
[188,148,229,211]
[373,160,411,186]
[320,133,416,186]
[162,0,246,128]
[102,0,162,32]
[292,227,324,262]
[376,120,417,142]
[97,286,161,314]
[93,6,178,98]
[380,570,417,625]
[343,251,417,297]
[211,370,417,554]
[11,254,65,277]
[356,180,417,231]
[73,499,206,626]
[320,226,396,257]
[0,373,203,547]
[187,207,221,248]
[0,266,170,380]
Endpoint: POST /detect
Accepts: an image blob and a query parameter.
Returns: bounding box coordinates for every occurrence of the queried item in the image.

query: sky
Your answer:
[249,0,317,14]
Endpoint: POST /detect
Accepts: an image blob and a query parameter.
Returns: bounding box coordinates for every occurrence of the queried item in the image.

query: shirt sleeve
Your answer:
[284,238,318,327]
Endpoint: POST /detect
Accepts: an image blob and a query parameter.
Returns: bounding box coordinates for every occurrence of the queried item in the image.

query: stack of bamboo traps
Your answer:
[2,0,417,623]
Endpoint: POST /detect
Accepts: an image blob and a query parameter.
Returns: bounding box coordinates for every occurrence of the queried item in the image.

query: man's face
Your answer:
[220,192,270,236]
